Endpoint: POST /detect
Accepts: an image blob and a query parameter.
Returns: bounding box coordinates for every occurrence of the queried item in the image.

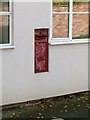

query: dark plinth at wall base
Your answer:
[2,90,89,111]
[0,118,89,120]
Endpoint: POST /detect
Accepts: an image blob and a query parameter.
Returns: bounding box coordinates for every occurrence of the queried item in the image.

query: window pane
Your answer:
[0,0,9,12]
[53,14,69,38]
[0,16,9,44]
[72,14,90,39]
[73,0,90,12]
[53,0,69,12]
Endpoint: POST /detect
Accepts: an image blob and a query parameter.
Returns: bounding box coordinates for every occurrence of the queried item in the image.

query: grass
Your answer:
[53,1,89,7]
[53,1,69,7]
[73,34,90,39]
[0,2,9,7]
[53,1,68,7]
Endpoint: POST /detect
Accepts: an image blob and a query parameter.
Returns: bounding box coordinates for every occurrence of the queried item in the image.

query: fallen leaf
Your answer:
[78,98,81,101]
[86,106,90,109]
[77,105,80,107]
[80,96,85,99]
[37,116,40,118]
[64,105,67,109]
[16,115,19,117]
[41,116,44,118]
[41,105,44,109]
[85,104,90,109]
[86,98,88,101]
[41,109,44,111]
[52,117,57,119]
[49,105,52,107]
[12,113,15,115]
[65,109,67,112]
[38,113,42,116]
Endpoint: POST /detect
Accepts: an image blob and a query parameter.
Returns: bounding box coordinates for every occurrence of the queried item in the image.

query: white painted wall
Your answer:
[0,50,2,105]
[0,2,88,105]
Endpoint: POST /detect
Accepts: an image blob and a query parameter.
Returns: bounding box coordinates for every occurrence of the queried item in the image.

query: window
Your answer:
[51,0,90,43]
[0,0,12,46]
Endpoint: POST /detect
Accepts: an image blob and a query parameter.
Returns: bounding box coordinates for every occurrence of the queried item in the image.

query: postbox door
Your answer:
[34,29,48,73]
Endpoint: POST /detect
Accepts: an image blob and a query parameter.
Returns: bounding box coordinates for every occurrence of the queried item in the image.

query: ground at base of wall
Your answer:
[1,91,90,119]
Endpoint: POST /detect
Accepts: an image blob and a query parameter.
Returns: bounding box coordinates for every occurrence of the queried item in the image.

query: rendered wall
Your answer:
[0,2,88,105]
[0,50,2,105]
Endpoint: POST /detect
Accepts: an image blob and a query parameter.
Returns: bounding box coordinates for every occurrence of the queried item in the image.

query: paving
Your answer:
[1,91,90,119]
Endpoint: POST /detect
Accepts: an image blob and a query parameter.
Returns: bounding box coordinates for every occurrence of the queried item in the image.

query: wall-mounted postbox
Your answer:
[34,28,49,73]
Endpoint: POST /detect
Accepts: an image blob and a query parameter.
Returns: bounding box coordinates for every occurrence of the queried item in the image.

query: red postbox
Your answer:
[34,28,49,73]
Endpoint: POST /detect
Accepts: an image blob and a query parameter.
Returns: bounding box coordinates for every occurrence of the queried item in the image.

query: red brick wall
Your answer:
[53,3,90,39]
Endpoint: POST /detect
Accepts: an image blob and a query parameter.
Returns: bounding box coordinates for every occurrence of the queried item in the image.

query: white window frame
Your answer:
[0,0,12,48]
[50,0,90,44]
